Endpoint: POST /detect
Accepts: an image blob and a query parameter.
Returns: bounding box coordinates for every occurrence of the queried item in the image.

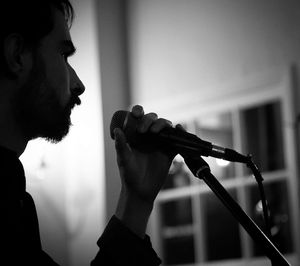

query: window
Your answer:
[148,68,299,266]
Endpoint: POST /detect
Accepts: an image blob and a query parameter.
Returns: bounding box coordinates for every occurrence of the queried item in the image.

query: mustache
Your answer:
[69,94,81,109]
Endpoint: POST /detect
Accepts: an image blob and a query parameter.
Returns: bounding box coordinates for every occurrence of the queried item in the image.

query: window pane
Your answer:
[248,180,293,256]
[241,101,285,173]
[160,197,195,264]
[162,235,195,264]
[201,189,242,261]
[194,112,235,180]
[160,197,193,227]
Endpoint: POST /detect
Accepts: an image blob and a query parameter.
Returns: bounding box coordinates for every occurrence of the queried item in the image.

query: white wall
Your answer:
[20,0,105,265]
[127,0,300,107]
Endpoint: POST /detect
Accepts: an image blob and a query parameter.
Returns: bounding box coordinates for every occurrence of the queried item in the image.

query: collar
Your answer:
[0,145,26,199]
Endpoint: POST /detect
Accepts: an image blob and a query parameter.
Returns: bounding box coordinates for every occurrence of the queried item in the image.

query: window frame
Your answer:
[146,66,300,266]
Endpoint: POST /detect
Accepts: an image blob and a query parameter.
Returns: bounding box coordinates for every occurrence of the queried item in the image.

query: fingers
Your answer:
[137,112,158,133]
[131,105,173,134]
[137,113,173,134]
[150,118,173,133]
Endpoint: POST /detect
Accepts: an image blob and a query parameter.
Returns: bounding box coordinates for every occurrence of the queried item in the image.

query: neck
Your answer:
[0,80,30,157]
[0,137,28,158]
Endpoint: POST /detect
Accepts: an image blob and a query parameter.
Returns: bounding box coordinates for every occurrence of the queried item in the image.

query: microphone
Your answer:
[110,110,248,163]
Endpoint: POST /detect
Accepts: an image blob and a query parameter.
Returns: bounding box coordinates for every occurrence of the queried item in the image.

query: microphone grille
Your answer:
[110,110,128,139]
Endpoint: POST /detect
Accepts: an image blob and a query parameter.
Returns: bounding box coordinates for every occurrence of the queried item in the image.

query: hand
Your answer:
[113,105,176,237]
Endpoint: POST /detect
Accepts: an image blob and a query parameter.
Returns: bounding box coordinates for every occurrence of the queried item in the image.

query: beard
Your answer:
[13,57,78,143]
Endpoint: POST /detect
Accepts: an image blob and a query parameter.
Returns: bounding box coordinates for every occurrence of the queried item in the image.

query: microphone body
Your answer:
[110,110,248,163]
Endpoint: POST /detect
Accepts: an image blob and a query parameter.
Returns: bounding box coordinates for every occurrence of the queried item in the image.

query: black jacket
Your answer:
[0,146,161,266]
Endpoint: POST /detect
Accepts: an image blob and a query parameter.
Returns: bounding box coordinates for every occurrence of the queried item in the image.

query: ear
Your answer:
[3,33,32,78]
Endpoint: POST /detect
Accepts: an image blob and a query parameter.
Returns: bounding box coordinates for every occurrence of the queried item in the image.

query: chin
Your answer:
[45,122,72,143]
[29,116,72,144]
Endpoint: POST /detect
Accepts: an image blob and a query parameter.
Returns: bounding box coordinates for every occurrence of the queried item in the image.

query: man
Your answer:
[0,0,174,265]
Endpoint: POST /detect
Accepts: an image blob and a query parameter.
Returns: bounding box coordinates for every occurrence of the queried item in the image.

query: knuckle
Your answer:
[158,118,172,126]
[176,123,186,131]
[145,112,158,120]
[137,112,158,133]
[151,118,173,132]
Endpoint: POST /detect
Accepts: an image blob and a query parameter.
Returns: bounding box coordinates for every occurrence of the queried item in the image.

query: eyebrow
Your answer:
[61,40,76,56]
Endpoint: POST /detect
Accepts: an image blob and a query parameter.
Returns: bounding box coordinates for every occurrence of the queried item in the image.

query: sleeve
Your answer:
[91,216,162,266]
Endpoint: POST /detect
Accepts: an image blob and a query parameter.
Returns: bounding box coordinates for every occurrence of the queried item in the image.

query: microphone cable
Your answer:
[246,155,273,241]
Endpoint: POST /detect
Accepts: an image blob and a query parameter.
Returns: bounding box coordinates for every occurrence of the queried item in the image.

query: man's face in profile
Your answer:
[14,8,84,143]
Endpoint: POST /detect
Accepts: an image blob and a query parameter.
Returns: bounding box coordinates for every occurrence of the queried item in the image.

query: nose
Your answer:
[69,65,85,96]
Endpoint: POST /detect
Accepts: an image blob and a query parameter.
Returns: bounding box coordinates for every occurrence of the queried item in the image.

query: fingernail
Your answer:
[132,105,144,117]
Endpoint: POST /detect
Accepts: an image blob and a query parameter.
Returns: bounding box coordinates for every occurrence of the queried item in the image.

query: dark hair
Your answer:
[0,0,74,67]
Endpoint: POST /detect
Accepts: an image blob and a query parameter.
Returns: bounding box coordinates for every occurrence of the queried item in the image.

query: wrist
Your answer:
[115,188,154,238]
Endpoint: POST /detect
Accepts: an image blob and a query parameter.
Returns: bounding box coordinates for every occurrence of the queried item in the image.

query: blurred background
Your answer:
[19,0,300,265]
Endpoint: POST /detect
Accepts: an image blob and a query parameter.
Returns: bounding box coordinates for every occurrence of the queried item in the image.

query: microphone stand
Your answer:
[183,155,290,266]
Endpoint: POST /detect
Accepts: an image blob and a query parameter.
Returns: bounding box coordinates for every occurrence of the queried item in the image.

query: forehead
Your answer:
[40,8,72,47]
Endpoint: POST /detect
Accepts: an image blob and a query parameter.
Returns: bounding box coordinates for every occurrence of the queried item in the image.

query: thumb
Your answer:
[114,128,131,166]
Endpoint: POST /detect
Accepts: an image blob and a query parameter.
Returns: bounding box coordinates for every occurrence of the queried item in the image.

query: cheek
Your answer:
[48,59,71,105]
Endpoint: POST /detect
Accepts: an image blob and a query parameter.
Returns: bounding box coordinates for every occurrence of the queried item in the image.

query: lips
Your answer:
[69,96,81,110]
[74,96,81,106]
